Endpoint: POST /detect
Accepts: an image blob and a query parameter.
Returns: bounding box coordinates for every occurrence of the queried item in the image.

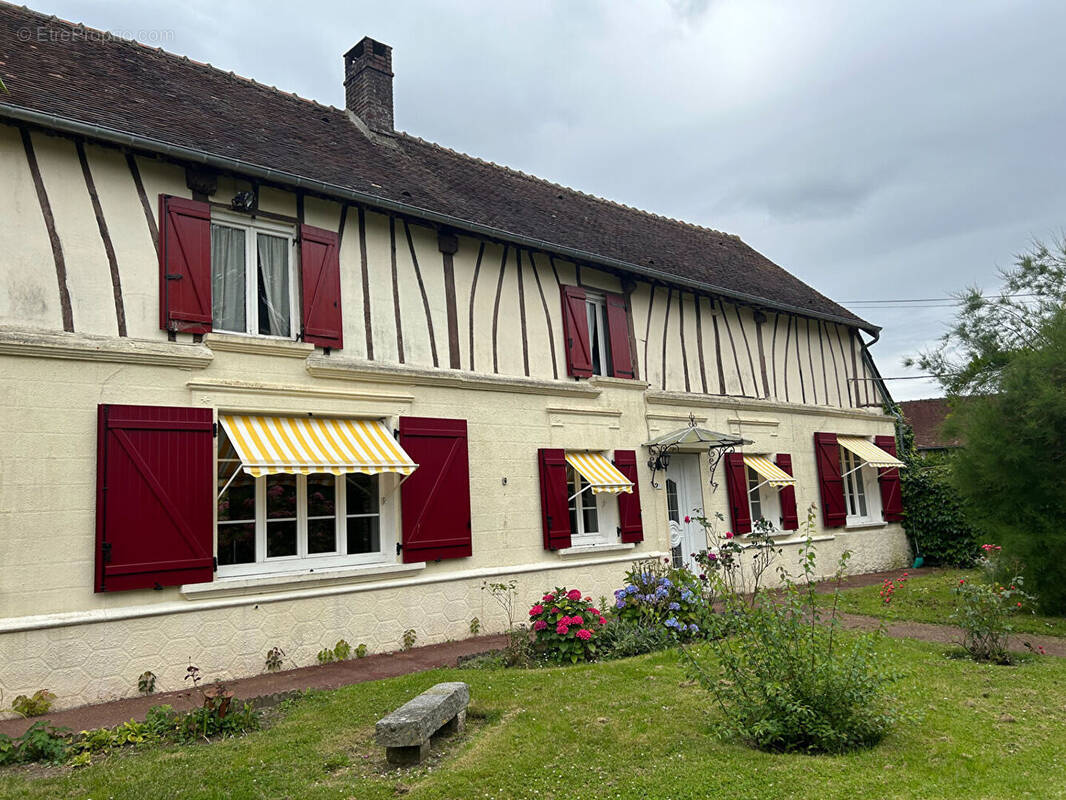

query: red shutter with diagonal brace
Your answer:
[724,453,752,535]
[560,285,592,377]
[775,453,799,531]
[96,404,215,592]
[159,196,212,333]
[398,417,471,562]
[614,450,643,542]
[300,224,343,349]
[874,434,904,522]
[538,448,572,549]
[814,432,847,528]
[605,292,635,379]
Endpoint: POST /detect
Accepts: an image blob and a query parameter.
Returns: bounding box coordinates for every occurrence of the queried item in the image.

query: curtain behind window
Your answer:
[257,233,290,337]
[211,225,246,332]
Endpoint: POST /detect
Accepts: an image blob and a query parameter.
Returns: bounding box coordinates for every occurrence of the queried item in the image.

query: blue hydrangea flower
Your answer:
[680,590,694,602]
[664,617,681,630]
[688,623,699,633]
[668,601,680,611]
[615,598,626,609]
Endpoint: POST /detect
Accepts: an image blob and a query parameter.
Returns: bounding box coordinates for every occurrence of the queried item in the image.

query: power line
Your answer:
[841,293,1041,305]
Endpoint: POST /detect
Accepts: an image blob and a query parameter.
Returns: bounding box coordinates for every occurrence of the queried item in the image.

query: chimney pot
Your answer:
[344,36,394,132]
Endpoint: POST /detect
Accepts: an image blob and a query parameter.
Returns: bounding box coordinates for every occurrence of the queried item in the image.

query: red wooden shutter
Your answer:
[398,417,471,562]
[874,434,904,522]
[814,432,846,528]
[614,450,643,542]
[775,453,799,531]
[538,448,572,549]
[605,292,635,379]
[95,404,214,592]
[724,453,752,535]
[300,224,343,349]
[158,195,212,333]
[560,285,593,378]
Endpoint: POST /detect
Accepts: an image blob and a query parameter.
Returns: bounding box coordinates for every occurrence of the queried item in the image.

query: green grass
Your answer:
[3,635,1066,799]
[818,569,1066,637]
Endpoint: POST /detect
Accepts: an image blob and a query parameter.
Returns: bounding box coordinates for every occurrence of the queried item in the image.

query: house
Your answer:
[0,3,909,710]
[899,398,963,454]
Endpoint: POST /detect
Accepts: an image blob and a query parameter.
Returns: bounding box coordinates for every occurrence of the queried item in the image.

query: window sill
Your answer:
[588,375,650,390]
[204,332,315,358]
[556,542,637,557]
[180,560,427,599]
[749,534,836,547]
[843,521,889,531]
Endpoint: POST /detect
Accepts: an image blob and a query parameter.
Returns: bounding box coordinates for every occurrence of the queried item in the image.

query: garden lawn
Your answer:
[3,635,1066,800]
[818,569,1066,637]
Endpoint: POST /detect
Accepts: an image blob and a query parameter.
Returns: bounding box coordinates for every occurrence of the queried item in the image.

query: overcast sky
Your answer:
[38,0,1066,400]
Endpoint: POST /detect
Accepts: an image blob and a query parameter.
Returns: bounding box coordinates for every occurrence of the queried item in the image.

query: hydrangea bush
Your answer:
[528,588,607,664]
[612,559,705,638]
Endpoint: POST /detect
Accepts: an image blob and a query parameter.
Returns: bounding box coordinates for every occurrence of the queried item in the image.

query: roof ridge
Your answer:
[6,2,343,114]
[396,131,742,241]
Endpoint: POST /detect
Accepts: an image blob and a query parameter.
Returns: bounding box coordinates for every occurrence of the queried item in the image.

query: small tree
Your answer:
[911,238,1066,613]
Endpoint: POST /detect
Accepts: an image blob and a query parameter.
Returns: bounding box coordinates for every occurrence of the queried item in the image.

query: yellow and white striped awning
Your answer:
[219,415,418,478]
[743,455,796,487]
[566,452,634,495]
[837,435,904,468]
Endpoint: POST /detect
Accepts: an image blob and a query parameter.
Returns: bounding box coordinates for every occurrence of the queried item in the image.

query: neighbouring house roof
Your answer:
[0,2,874,331]
[899,398,963,450]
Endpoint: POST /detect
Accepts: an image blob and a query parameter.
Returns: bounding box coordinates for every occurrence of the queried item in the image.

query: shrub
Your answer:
[951,570,1035,664]
[401,629,417,651]
[598,618,674,659]
[14,722,70,765]
[612,559,707,639]
[680,506,899,754]
[137,671,157,695]
[529,588,607,664]
[265,646,286,672]
[898,448,980,567]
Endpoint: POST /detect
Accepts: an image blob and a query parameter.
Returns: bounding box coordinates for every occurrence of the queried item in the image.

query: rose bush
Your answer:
[529,588,606,663]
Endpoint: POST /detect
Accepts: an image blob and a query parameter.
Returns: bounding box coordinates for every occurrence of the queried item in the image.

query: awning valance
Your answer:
[565,452,634,495]
[837,436,905,468]
[219,415,418,478]
[743,455,796,487]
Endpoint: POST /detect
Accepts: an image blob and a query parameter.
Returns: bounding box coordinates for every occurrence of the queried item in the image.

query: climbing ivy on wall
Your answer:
[886,404,980,567]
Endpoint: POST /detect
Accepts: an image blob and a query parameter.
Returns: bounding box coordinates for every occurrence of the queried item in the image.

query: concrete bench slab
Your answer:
[375,681,470,765]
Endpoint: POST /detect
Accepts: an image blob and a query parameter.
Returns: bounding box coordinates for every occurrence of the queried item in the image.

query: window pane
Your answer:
[265,474,297,519]
[666,479,680,524]
[582,503,599,534]
[747,467,763,522]
[308,518,337,554]
[345,473,379,516]
[266,520,297,558]
[211,224,246,332]
[218,522,255,565]
[257,233,290,336]
[306,475,336,518]
[218,468,255,523]
[347,516,381,555]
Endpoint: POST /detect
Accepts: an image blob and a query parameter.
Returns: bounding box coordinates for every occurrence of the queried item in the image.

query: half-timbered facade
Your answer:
[0,4,908,710]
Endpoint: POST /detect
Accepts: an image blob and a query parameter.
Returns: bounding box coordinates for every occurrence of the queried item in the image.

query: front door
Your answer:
[665,454,705,572]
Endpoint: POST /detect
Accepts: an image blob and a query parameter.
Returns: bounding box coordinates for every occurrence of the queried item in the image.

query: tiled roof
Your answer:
[899,398,963,450]
[0,2,871,329]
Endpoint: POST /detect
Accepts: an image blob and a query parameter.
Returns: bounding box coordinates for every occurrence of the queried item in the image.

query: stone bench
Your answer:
[374,681,470,765]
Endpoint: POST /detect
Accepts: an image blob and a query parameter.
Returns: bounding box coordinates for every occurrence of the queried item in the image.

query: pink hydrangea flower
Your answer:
[542,593,555,602]
[559,615,571,626]
[551,606,560,614]
[598,616,607,625]
[588,608,600,616]
[571,615,584,626]
[576,628,592,640]
[567,589,582,601]
[529,604,544,616]
[556,624,569,635]
[532,619,547,631]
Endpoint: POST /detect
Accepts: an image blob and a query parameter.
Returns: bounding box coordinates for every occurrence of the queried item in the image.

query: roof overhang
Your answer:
[0,103,879,335]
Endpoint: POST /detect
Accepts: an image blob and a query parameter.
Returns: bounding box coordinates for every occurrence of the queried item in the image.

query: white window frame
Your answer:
[745,462,783,532]
[839,445,883,527]
[215,436,400,579]
[210,210,298,340]
[566,462,617,547]
[585,292,610,377]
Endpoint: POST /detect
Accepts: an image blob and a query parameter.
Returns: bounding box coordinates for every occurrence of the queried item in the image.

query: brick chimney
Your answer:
[344,37,394,132]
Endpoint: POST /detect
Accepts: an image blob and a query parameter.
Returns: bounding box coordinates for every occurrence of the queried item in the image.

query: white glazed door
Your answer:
[666,454,704,572]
